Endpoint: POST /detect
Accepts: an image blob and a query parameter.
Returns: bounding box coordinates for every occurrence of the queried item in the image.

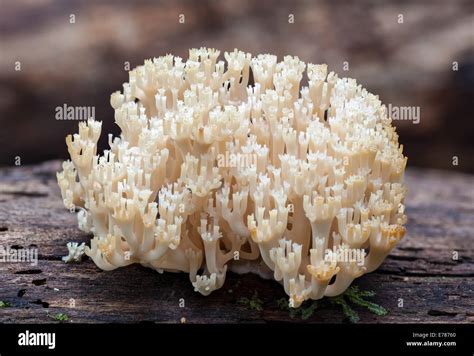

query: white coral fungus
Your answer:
[57,48,407,307]
[62,242,86,263]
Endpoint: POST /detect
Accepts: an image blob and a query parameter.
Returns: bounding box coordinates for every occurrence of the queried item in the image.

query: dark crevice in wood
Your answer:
[30,299,49,308]
[17,289,27,297]
[427,309,458,317]
[0,226,8,232]
[32,278,47,286]
[398,246,424,252]
[14,269,42,275]
[374,270,474,278]
[38,255,64,261]
[386,255,418,262]
[32,171,57,180]
[0,191,48,197]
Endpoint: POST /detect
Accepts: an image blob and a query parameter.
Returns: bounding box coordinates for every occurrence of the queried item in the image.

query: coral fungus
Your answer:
[57,48,407,307]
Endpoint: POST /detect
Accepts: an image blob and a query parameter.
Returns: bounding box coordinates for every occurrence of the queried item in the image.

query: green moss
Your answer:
[0,301,12,308]
[238,291,263,311]
[328,295,360,323]
[277,298,318,320]
[344,286,388,316]
[48,312,69,322]
[277,286,388,323]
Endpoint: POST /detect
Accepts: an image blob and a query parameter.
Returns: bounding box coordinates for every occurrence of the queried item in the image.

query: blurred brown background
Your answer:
[1,0,473,171]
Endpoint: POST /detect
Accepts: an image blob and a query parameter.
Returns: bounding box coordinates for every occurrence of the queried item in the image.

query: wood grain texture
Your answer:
[0,161,473,323]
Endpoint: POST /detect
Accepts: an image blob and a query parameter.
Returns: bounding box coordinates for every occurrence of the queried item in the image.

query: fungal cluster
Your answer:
[57,48,407,306]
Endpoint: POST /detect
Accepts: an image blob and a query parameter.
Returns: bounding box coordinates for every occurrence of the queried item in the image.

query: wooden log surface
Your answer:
[0,161,472,323]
